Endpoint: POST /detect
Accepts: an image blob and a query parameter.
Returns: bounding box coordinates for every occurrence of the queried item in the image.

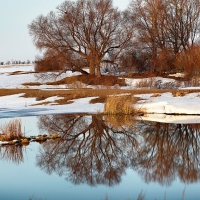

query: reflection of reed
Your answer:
[0,144,24,164]
[104,115,136,128]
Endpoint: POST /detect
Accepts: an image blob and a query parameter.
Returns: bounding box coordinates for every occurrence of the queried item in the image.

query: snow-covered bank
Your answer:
[135,92,200,115]
[0,94,104,118]
[1,65,200,123]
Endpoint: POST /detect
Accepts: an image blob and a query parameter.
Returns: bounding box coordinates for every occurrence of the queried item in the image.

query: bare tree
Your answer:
[29,0,133,77]
[129,0,200,73]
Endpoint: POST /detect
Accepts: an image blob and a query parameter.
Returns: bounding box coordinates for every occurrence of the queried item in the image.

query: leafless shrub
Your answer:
[135,78,156,89]
[34,49,64,73]
[157,81,182,89]
[174,45,200,85]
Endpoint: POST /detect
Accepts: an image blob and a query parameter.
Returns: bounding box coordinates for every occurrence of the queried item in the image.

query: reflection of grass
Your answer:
[104,115,136,128]
[104,188,186,200]
[104,190,145,200]
[29,195,46,200]
[0,119,23,141]
[0,145,24,164]
[104,94,136,115]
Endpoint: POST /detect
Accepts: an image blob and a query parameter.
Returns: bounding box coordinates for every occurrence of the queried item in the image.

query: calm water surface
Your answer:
[0,114,200,200]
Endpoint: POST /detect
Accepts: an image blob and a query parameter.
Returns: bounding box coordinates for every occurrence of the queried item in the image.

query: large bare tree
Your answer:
[29,0,133,77]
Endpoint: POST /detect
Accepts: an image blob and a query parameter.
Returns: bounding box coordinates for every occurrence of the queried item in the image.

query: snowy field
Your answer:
[0,64,200,123]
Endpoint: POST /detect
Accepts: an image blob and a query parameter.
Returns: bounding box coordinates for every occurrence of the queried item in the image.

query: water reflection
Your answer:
[34,114,200,187]
[134,122,200,185]
[0,144,24,164]
[36,114,138,186]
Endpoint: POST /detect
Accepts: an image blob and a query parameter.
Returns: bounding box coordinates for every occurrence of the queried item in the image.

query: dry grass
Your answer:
[135,78,156,89]
[172,90,189,97]
[0,88,199,106]
[47,74,127,86]
[0,119,23,141]
[151,93,161,97]
[104,94,137,115]
[22,82,42,86]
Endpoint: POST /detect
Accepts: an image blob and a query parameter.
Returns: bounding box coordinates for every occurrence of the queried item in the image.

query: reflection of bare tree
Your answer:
[0,145,24,164]
[37,115,200,186]
[133,122,200,186]
[36,114,138,186]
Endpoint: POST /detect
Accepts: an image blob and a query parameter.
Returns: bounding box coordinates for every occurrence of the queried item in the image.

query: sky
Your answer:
[0,0,130,63]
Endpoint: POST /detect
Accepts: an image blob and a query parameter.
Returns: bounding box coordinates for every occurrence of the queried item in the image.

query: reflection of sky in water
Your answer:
[0,116,199,200]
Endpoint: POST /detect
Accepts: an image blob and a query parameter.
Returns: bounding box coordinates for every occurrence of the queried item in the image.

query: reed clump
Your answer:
[0,119,23,141]
[104,94,136,115]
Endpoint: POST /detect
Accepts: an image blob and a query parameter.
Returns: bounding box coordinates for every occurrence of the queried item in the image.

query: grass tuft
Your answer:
[104,94,136,115]
[0,119,23,141]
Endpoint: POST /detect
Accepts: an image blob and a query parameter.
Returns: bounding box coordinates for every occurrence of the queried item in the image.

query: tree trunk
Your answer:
[89,61,95,75]
[96,66,101,78]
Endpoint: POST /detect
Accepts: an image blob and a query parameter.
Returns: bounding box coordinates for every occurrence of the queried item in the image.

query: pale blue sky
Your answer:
[0,0,130,62]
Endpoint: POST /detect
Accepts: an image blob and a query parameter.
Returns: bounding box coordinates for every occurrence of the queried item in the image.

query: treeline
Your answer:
[0,60,34,65]
[29,0,200,79]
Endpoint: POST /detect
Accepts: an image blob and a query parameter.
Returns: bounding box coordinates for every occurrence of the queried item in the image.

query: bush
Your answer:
[34,49,64,72]
[174,45,200,85]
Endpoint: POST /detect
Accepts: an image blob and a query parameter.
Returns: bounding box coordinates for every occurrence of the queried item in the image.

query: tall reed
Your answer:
[0,118,23,141]
[104,94,136,115]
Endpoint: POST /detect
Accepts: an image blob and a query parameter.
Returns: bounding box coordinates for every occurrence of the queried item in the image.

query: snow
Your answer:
[0,94,104,118]
[0,64,200,123]
[0,65,34,73]
[135,92,200,115]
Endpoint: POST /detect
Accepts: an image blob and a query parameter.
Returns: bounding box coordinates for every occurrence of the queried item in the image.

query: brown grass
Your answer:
[22,82,42,86]
[172,90,189,97]
[47,74,127,86]
[104,94,137,115]
[0,88,199,106]
[0,119,23,141]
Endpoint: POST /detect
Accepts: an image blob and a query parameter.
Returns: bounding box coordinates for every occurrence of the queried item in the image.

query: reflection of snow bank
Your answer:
[137,114,200,124]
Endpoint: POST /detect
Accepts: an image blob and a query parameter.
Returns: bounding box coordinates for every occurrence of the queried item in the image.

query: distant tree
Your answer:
[29,0,133,77]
